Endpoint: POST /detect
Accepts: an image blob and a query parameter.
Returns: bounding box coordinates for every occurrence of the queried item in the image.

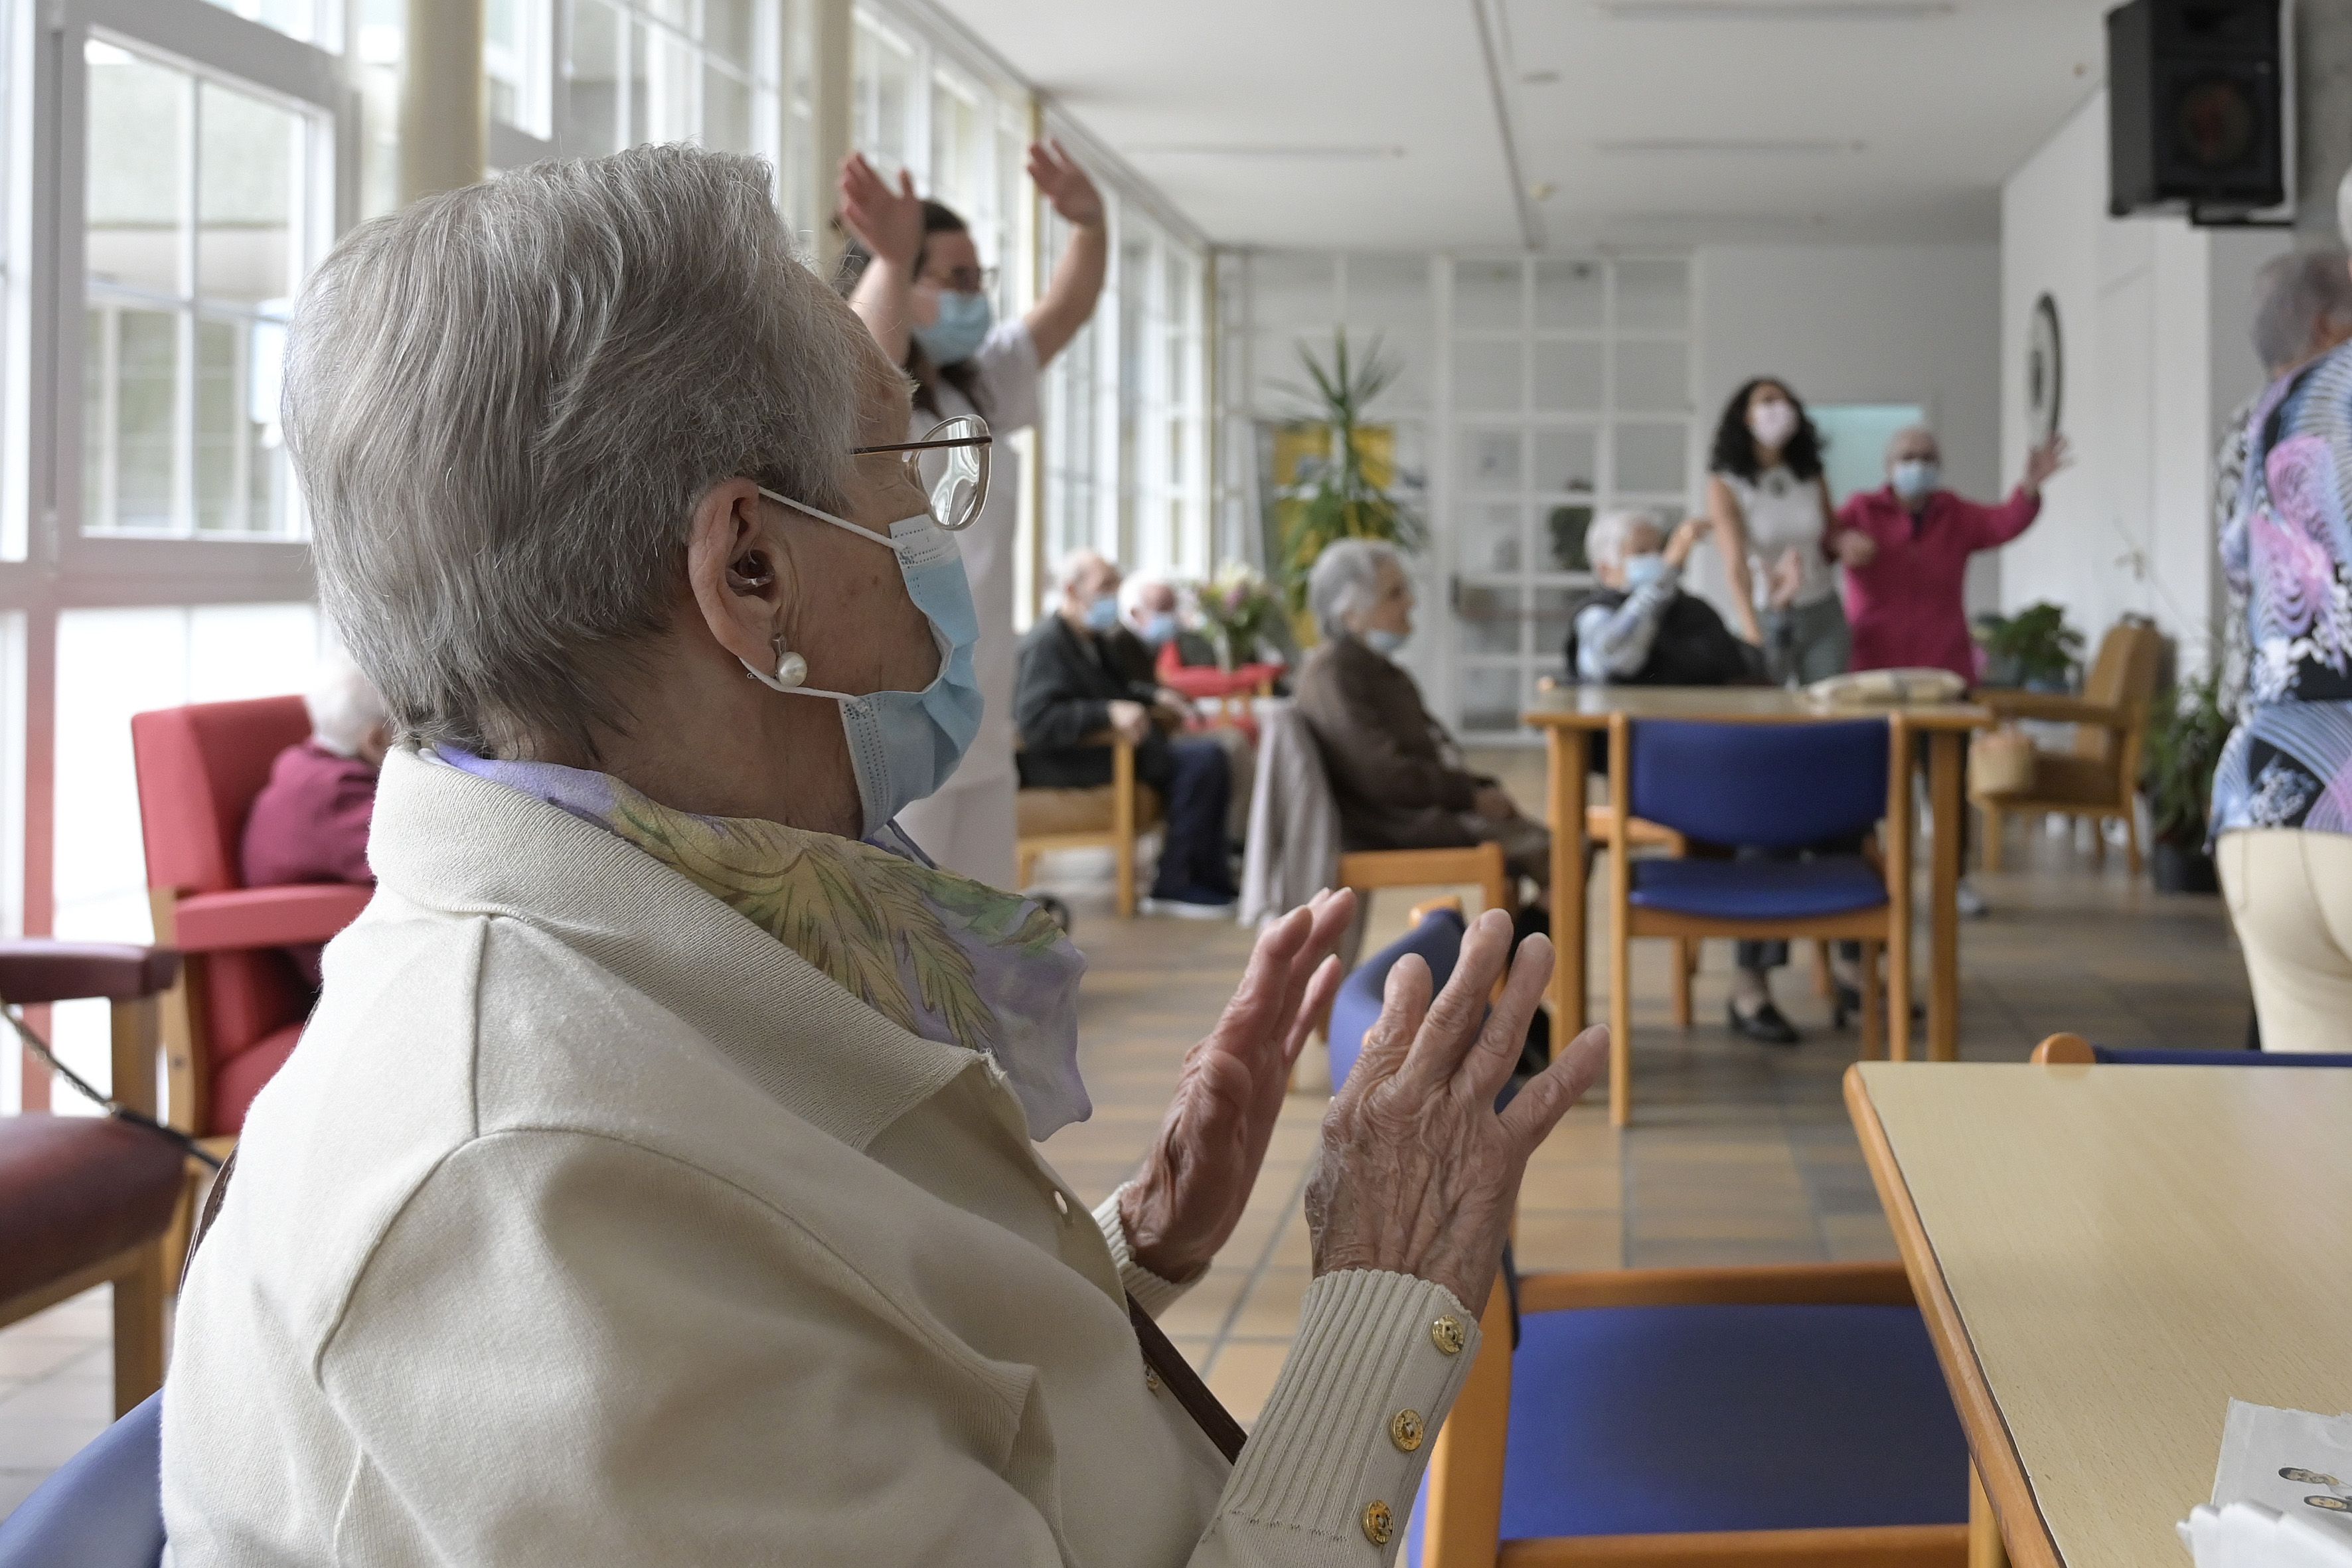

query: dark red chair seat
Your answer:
[0,1116,184,1304]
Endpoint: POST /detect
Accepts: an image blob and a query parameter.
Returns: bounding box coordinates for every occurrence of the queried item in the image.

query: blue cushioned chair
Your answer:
[1410,1267,1968,1568]
[1328,902,1473,1089]
[1603,716,1917,1125]
[2031,1032,2352,1067]
[0,1393,164,1567]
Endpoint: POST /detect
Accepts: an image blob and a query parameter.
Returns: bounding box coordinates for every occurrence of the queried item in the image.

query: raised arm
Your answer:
[1022,141,1107,368]
[1706,475,1764,645]
[1961,431,2069,550]
[839,153,924,366]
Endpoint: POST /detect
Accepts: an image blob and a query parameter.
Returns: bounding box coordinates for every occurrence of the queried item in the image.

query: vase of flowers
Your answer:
[1192,564,1279,672]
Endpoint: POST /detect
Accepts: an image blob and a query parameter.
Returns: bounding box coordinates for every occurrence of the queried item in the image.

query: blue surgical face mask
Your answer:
[913,289,993,368]
[1141,611,1180,647]
[1084,593,1121,633]
[1622,553,1671,590]
[1364,627,1409,657]
[1893,459,1940,501]
[745,491,984,838]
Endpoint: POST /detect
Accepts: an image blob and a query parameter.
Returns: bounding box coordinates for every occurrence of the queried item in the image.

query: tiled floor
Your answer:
[0,749,2252,1514]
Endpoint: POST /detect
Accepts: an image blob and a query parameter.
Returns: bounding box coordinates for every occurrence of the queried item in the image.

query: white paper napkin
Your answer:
[2181,1403,2352,1565]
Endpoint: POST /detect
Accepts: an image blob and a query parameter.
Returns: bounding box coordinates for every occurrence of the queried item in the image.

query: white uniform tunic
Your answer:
[894,320,1039,889]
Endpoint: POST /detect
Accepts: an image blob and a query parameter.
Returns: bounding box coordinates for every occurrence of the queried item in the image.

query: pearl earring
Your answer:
[771,645,808,688]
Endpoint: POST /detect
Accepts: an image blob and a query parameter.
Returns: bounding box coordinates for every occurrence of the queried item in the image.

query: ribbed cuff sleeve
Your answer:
[1093,1184,1197,1317]
[1216,1271,1478,1564]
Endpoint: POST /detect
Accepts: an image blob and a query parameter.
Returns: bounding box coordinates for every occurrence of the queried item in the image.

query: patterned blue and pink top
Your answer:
[2213,342,2352,840]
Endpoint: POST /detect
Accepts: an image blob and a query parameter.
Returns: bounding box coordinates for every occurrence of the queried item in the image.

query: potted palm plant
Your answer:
[1273,331,1426,617]
[2139,670,2228,894]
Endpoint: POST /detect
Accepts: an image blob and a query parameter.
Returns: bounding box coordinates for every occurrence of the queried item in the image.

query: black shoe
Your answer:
[1831,982,1924,1030]
[1728,999,1802,1046]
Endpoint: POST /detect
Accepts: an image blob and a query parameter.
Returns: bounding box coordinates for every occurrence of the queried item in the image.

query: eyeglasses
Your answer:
[853,414,992,532]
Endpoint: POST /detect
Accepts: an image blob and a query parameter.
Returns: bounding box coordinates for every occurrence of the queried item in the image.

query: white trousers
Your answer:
[896,769,1018,892]
[2218,828,2352,1054]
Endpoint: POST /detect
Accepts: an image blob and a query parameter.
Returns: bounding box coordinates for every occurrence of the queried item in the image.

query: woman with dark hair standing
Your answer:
[836,146,1107,888]
[1705,377,1853,686]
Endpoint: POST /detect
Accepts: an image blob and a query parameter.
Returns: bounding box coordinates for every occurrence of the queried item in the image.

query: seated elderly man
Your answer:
[1294,539,1551,900]
[1017,550,1238,916]
[162,145,1608,1567]
[238,656,390,985]
[1567,508,1761,688]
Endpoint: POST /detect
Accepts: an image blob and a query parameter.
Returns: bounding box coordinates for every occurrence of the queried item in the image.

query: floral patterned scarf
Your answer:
[433,748,1091,1137]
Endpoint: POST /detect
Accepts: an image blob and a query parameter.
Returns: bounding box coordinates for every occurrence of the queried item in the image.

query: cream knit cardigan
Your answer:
[161,748,1478,1566]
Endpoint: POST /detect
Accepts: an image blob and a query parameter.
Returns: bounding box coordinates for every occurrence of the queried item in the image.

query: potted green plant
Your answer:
[1272,331,1426,617]
[1972,602,2086,690]
[2139,670,2229,894]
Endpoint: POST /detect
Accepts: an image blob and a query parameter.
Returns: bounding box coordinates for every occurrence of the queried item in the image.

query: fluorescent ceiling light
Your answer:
[1127,143,1406,161]
[1596,137,1865,154]
[1597,1,1954,17]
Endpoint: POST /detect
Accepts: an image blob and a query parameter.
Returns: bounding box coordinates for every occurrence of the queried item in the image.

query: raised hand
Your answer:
[837,153,924,268]
[1306,911,1607,1310]
[1027,139,1105,230]
[2023,432,2072,495]
[1119,890,1358,1281]
[1664,516,1709,569]
[1832,530,1878,569]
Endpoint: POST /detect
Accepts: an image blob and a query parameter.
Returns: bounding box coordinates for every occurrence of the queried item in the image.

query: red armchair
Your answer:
[129,698,371,1244]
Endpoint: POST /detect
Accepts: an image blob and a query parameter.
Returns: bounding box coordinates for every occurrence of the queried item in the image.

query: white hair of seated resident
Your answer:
[1584,508,1664,572]
[1049,548,1114,603]
[2250,248,2352,373]
[306,657,389,759]
[1306,538,1401,641]
[1117,570,1175,621]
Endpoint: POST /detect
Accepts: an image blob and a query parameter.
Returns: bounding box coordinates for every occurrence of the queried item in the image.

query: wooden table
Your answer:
[1846,1061,2352,1568]
[1526,686,1988,1096]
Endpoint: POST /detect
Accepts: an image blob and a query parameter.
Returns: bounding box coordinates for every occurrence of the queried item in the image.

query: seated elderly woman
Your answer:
[1294,540,1552,900]
[1567,508,1760,688]
[161,145,1607,1567]
[238,655,391,985]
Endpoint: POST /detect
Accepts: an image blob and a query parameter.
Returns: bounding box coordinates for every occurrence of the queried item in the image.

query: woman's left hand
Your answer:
[1028,139,1105,230]
[1119,889,1358,1283]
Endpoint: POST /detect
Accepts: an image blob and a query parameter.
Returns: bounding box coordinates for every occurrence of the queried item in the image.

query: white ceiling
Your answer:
[933,0,2112,252]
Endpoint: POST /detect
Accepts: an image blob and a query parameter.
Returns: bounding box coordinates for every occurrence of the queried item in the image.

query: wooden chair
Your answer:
[1605,715,1915,1126]
[1417,1264,1968,1567]
[1973,620,2165,874]
[0,943,189,1417]
[1015,733,1162,917]
[2031,1031,2352,1066]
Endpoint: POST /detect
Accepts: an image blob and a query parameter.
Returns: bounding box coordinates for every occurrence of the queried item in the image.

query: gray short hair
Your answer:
[305,655,388,758]
[1883,423,1937,463]
[286,144,872,757]
[1585,509,1663,571]
[2250,249,2352,373]
[1307,539,1400,639]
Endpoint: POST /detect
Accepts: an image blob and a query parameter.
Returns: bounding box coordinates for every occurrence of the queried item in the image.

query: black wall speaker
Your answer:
[2107,0,2286,221]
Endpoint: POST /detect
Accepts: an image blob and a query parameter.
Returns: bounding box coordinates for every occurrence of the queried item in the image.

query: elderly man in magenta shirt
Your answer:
[1830,424,2071,680]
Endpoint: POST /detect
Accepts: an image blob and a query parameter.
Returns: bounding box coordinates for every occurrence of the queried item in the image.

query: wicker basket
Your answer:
[1970,727,2037,797]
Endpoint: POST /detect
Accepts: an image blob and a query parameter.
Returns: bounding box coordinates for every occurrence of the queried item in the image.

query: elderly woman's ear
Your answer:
[685,478,790,678]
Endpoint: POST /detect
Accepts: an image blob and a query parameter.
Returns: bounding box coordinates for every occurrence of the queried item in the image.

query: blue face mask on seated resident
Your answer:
[740,492,984,838]
[1084,593,1121,633]
[1893,459,1940,501]
[1622,553,1672,591]
[913,290,993,368]
[1364,627,1409,657]
[1141,611,1180,647]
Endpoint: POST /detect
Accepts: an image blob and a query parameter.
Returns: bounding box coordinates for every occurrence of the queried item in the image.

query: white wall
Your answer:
[1689,242,2003,615]
[1999,92,2288,677]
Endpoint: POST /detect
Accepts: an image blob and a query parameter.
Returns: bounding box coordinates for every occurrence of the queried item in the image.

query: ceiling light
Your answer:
[1126,143,1406,161]
[1597,1,1954,17]
[1596,137,1865,154]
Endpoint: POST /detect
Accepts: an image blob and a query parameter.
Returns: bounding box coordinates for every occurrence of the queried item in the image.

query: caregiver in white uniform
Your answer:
[838,143,1107,888]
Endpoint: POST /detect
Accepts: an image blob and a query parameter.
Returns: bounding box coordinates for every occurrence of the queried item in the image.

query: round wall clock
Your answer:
[2026,293,2063,445]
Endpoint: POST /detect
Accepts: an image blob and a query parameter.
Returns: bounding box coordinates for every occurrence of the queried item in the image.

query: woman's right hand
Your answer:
[1305,913,1607,1312]
[837,154,924,270]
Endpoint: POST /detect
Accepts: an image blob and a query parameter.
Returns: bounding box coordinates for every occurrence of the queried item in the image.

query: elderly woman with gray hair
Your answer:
[1293,540,1551,900]
[159,145,1608,1567]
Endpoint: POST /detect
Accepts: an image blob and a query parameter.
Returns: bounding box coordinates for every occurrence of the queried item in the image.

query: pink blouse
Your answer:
[1833,485,2042,680]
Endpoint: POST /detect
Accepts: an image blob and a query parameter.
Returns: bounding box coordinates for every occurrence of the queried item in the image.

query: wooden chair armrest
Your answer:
[1976,690,2132,728]
[2031,1032,2096,1064]
[0,941,181,1004]
[1516,1261,1915,1313]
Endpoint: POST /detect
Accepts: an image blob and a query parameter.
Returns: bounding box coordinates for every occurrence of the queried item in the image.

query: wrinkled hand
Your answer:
[1028,139,1105,229]
[1106,699,1153,746]
[1470,784,1518,823]
[1307,912,1607,1310]
[2023,433,2071,494]
[1832,530,1878,569]
[838,153,924,268]
[1121,890,1358,1281]
[1664,516,1709,569]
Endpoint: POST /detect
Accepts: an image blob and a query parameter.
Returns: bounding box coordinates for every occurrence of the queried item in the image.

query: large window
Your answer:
[562,0,769,159]
[82,40,325,537]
